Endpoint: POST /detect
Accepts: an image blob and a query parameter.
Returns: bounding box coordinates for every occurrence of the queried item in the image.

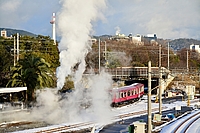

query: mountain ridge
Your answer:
[0,28,37,37]
[1,28,200,51]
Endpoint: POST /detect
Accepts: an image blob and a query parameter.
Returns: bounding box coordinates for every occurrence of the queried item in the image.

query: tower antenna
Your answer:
[50,13,56,45]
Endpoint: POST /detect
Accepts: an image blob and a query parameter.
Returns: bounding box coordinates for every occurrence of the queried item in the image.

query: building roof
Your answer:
[0,87,27,93]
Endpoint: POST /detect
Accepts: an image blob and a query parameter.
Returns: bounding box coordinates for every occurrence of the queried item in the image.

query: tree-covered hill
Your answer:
[157,38,200,51]
[169,38,200,51]
[0,28,37,37]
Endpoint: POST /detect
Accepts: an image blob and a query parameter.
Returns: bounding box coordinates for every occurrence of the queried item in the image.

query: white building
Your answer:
[132,34,142,42]
[1,29,7,38]
[190,44,200,53]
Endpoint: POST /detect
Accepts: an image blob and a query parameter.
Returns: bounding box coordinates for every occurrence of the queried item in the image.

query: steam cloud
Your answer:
[51,0,113,124]
[1,0,115,126]
[56,0,107,90]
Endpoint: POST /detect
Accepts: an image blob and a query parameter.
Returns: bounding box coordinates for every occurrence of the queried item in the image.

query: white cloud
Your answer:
[0,0,199,39]
[0,0,23,27]
[0,0,60,33]
[103,0,200,39]
[0,0,22,12]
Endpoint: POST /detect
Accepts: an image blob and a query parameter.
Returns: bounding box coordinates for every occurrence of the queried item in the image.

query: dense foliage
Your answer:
[7,55,54,101]
[0,35,59,101]
[0,33,200,101]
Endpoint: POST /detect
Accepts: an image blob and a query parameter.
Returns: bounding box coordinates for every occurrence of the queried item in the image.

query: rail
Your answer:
[11,107,167,133]
[173,111,200,133]
[35,122,94,133]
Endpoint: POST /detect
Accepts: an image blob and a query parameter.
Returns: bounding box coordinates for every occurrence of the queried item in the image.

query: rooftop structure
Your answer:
[190,44,200,53]
[1,29,7,38]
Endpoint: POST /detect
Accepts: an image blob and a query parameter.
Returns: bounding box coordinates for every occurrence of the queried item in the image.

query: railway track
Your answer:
[5,99,199,133]
[34,122,94,133]
[16,107,166,133]
[117,107,167,119]
[173,111,200,133]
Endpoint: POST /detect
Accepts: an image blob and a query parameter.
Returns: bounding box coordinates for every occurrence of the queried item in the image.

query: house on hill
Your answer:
[1,29,12,39]
[1,29,7,38]
[190,44,200,53]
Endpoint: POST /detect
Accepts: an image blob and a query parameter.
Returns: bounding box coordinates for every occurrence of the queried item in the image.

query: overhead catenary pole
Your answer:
[104,41,107,68]
[14,36,16,66]
[187,50,189,72]
[17,33,19,61]
[148,61,152,133]
[104,41,106,55]
[167,42,169,70]
[159,44,162,115]
[99,38,101,74]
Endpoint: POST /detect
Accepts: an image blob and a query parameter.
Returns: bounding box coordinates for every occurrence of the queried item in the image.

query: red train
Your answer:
[111,83,144,107]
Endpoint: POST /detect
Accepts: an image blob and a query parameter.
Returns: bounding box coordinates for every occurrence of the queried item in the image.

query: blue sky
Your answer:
[0,0,200,39]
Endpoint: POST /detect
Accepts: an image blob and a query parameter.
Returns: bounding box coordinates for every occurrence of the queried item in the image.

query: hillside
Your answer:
[157,38,200,51]
[1,28,199,51]
[0,28,37,37]
[169,38,200,51]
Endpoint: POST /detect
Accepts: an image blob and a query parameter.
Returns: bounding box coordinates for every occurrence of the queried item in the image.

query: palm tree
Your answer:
[7,55,53,101]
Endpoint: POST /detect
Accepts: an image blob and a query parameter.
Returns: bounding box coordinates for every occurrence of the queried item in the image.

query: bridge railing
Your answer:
[105,67,170,79]
[170,67,199,74]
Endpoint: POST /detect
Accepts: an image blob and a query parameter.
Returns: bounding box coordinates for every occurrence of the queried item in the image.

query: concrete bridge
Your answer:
[84,67,199,94]
[104,67,174,95]
[105,67,170,80]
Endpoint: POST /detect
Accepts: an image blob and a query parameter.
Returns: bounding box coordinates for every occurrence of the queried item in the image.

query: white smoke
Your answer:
[88,70,113,123]
[56,0,107,90]
[54,0,113,124]
[115,26,121,35]
[54,0,114,124]
[28,70,113,124]
[1,0,115,126]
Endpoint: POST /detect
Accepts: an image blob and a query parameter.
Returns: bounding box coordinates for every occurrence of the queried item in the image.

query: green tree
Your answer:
[0,37,13,86]
[7,55,53,101]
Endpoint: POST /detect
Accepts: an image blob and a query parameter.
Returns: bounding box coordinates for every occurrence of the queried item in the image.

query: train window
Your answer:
[128,91,130,96]
[132,90,134,95]
[124,92,127,97]
[120,92,124,98]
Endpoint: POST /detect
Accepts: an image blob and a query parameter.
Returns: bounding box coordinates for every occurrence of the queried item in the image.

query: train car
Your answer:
[111,83,144,107]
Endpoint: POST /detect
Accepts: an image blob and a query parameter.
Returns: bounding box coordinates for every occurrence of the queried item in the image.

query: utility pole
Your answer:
[17,33,19,61]
[99,38,101,74]
[187,50,189,72]
[167,42,169,70]
[104,41,107,68]
[14,36,16,66]
[199,72,200,102]
[159,44,162,115]
[148,61,152,133]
